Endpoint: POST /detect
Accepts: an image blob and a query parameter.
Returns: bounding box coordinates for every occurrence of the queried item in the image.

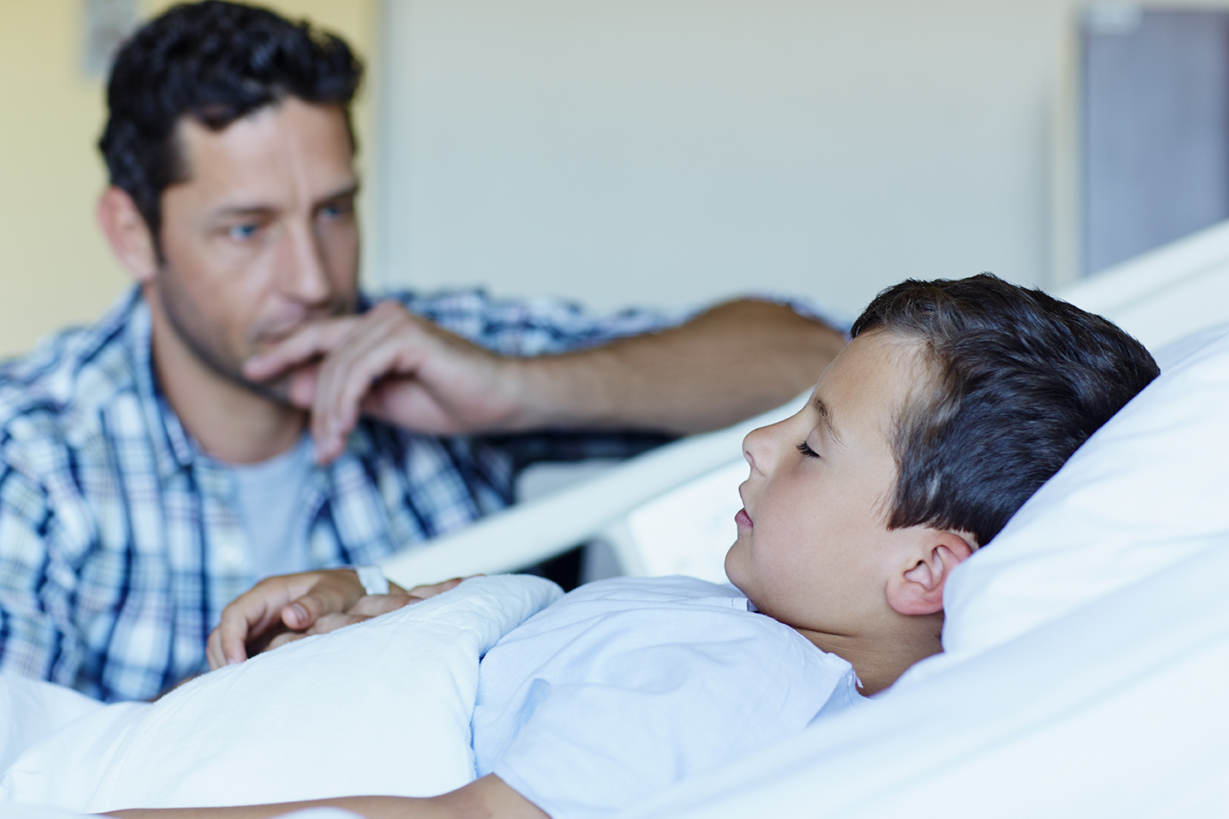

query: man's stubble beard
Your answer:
[154,261,355,407]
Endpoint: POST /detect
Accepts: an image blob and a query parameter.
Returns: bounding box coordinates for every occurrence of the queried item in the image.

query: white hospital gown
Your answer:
[471,576,863,819]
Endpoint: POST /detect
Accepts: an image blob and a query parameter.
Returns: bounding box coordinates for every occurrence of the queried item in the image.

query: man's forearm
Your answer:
[505,298,845,435]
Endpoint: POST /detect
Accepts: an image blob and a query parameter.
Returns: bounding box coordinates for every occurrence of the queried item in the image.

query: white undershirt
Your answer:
[229,434,316,581]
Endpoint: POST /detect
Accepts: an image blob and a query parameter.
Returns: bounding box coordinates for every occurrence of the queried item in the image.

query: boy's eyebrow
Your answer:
[814,397,843,446]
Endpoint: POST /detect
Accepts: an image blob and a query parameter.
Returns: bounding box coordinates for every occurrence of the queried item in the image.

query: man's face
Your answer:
[153,98,360,399]
[724,330,932,634]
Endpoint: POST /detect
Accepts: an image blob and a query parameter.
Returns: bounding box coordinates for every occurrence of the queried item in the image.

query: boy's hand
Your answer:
[206,570,468,669]
[258,578,468,653]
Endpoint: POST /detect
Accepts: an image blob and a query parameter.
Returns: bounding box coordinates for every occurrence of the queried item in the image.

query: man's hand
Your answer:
[243,301,525,463]
[205,569,465,669]
[245,297,845,465]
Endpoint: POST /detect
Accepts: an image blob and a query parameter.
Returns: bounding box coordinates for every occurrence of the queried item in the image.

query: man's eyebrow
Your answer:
[209,183,361,219]
[318,182,361,203]
[210,205,273,220]
[814,397,843,446]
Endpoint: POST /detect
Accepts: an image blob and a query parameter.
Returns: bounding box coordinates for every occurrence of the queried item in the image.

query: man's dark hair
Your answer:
[98,0,363,241]
[851,273,1159,547]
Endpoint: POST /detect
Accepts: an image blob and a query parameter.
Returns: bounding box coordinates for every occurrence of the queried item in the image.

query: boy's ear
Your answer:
[886,530,977,617]
[97,186,159,284]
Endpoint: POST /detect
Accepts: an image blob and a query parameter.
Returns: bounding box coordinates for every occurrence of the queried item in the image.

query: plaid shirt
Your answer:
[0,288,673,701]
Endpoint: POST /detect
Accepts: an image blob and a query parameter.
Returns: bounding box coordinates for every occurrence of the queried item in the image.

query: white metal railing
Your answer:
[1060,219,1229,352]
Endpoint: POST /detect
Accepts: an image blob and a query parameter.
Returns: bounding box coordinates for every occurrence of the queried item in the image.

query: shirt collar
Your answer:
[123,289,207,479]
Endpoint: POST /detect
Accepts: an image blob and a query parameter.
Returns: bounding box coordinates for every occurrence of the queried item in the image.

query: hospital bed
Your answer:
[377,219,1229,818]
[4,219,1229,817]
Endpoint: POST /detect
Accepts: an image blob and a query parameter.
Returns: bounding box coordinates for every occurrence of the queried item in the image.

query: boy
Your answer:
[110,274,1159,819]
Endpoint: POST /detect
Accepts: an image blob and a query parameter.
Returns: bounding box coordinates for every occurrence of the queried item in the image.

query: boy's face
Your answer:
[724,330,933,635]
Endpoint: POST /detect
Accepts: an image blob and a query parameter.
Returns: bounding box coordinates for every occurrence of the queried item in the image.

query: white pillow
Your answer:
[934,322,1229,663]
[0,676,111,775]
[0,574,561,812]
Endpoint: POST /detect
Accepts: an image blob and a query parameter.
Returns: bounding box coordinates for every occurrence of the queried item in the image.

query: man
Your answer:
[0,1,844,702]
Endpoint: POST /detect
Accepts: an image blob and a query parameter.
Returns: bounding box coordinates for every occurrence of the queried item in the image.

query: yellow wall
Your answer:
[0,0,379,357]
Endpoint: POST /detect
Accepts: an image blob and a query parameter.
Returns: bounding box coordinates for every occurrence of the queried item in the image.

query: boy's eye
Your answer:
[796,441,820,459]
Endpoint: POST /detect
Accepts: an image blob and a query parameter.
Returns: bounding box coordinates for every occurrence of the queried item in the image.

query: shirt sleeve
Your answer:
[374,289,844,468]
[377,289,683,357]
[0,461,87,693]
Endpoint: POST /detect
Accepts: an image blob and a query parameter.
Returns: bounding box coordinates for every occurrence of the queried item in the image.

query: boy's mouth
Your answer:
[735,508,753,528]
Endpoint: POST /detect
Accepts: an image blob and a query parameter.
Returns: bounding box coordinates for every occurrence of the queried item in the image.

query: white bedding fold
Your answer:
[0,575,562,813]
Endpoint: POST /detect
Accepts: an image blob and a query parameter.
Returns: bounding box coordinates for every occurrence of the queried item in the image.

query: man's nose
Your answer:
[282,220,332,305]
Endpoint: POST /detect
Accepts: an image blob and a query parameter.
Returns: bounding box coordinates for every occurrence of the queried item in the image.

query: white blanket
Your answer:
[0,574,562,813]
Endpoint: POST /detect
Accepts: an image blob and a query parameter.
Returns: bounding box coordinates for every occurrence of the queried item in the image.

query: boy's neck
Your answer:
[797,613,944,696]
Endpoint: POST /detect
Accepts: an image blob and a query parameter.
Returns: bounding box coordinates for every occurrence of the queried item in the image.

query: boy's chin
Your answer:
[722,542,750,595]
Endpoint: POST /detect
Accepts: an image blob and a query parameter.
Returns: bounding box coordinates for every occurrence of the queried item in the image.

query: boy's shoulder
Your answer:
[493,574,849,677]
[561,574,747,606]
[475,574,863,818]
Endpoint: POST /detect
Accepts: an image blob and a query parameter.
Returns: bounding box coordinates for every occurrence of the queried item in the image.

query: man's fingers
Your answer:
[285,364,322,409]
[243,317,358,381]
[311,314,426,463]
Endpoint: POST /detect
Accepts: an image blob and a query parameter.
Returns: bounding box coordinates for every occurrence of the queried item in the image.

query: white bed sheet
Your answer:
[0,575,561,813]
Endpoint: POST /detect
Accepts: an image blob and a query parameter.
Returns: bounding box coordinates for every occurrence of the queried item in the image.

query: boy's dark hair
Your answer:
[851,273,1159,547]
[98,0,363,242]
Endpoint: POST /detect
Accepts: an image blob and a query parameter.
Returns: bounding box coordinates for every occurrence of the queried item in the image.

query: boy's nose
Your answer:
[742,423,775,475]
[744,415,797,476]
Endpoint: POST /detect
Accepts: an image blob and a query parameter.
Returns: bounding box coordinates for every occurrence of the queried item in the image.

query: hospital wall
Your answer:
[0,0,379,357]
[3,0,1228,358]
[374,0,1229,320]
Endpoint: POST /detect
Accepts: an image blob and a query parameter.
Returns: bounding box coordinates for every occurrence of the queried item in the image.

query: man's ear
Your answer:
[97,186,159,284]
[886,530,977,617]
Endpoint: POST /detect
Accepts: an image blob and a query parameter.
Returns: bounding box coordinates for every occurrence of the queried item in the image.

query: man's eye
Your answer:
[320,201,353,220]
[796,441,820,459]
[228,223,259,241]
